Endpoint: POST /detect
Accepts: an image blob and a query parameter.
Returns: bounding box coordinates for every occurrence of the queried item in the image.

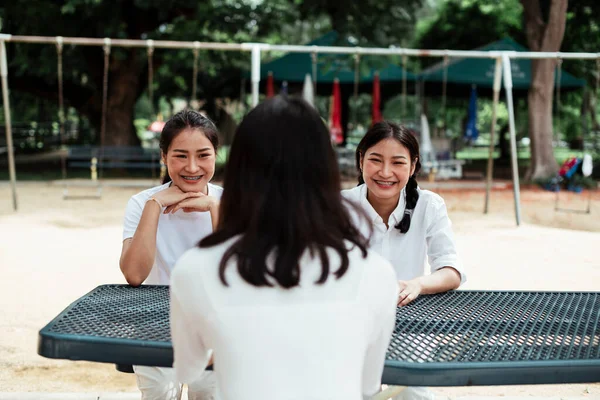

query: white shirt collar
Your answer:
[359,184,407,226]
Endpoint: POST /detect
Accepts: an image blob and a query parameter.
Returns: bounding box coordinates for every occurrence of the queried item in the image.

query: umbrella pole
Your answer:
[502,54,522,226]
[0,39,17,211]
[484,57,503,214]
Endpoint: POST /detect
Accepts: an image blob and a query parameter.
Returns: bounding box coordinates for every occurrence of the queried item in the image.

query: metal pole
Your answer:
[251,45,261,107]
[484,57,503,214]
[1,40,17,211]
[502,54,522,226]
[6,35,600,61]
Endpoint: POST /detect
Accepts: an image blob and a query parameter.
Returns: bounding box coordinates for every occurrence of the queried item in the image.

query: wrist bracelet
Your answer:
[148,197,163,209]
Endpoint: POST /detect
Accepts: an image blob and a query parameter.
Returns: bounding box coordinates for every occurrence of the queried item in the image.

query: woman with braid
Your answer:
[343,121,465,400]
[342,121,465,307]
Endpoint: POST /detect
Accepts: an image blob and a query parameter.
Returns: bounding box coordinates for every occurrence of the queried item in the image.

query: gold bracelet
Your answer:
[148,197,163,209]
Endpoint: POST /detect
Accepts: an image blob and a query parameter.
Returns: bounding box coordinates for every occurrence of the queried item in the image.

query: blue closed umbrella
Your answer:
[465,86,479,142]
[280,81,289,95]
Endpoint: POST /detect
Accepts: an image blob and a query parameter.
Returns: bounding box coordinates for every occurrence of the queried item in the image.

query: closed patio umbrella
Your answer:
[329,79,343,144]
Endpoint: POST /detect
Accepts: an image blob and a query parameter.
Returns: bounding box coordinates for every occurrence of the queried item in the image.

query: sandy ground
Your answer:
[0,180,599,396]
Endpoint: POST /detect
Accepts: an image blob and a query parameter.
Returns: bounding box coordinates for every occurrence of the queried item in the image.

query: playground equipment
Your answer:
[3,34,600,226]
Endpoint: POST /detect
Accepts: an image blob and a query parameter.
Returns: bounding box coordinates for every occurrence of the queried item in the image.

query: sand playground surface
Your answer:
[1,180,599,396]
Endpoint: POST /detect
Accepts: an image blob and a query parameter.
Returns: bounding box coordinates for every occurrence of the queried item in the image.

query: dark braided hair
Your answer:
[355,121,422,233]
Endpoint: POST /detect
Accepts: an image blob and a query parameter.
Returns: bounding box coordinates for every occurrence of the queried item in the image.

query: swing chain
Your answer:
[352,52,361,129]
[555,57,563,142]
[99,38,111,180]
[402,54,408,120]
[146,40,154,115]
[441,53,449,135]
[596,57,600,97]
[55,37,65,143]
[353,52,360,99]
[311,51,318,93]
[192,42,200,107]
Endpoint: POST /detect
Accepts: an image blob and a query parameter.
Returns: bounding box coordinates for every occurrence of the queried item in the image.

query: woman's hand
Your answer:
[397,279,422,307]
[163,193,219,214]
[153,185,203,208]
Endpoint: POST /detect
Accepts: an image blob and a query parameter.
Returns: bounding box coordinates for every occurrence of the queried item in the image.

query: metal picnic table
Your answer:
[38,285,600,388]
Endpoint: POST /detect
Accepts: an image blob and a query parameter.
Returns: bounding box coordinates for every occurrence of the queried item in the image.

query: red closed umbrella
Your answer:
[329,78,343,144]
[266,71,275,98]
[372,71,382,126]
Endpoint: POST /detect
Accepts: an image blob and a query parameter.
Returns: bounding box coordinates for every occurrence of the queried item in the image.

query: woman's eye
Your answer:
[368,159,381,163]
[198,153,211,158]
[175,155,186,159]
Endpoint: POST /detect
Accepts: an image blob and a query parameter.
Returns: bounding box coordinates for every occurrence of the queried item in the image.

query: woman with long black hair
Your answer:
[170,96,399,400]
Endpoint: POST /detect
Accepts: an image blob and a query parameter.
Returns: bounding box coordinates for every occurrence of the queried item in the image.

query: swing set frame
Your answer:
[1,34,598,227]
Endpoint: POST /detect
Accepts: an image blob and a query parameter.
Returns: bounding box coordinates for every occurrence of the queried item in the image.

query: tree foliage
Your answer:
[0,0,425,146]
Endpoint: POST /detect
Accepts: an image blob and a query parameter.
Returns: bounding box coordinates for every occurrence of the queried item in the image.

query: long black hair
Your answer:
[159,109,219,184]
[200,96,369,288]
[356,121,421,233]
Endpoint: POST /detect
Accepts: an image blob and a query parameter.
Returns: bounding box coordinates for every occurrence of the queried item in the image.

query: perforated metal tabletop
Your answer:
[38,285,600,386]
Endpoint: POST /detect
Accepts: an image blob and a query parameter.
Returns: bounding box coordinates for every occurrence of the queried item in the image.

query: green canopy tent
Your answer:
[255,31,417,91]
[418,38,586,97]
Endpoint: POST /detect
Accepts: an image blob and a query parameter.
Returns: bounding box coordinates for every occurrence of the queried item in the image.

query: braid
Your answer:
[395,175,419,233]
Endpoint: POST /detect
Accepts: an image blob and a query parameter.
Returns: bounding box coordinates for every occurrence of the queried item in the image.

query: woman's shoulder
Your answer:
[341,184,365,201]
[417,188,446,209]
[173,238,231,279]
[207,182,224,198]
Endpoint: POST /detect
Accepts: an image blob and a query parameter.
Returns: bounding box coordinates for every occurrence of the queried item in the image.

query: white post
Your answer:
[251,45,261,107]
[502,54,522,226]
[0,39,18,211]
[484,57,503,214]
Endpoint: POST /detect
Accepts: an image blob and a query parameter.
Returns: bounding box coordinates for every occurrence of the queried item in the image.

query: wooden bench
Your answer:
[63,145,164,198]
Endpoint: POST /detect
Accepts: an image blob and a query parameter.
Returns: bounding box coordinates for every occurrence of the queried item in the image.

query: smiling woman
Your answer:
[342,121,466,303]
[118,109,222,400]
[342,121,466,400]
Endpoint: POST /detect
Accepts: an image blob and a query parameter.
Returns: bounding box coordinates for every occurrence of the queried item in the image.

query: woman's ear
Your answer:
[359,153,364,172]
[410,157,418,177]
[161,151,167,165]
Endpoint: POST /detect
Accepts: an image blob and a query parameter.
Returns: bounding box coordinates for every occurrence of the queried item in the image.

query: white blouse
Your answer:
[170,238,399,400]
[342,184,466,283]
[122,182,223,285]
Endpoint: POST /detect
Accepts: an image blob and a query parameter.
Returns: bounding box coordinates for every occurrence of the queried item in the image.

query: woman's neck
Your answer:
[366,189,400,227]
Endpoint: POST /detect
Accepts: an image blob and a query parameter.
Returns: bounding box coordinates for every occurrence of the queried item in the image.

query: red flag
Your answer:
[329,79,343,144]
[372,71,382,126]
[266,71,275,98]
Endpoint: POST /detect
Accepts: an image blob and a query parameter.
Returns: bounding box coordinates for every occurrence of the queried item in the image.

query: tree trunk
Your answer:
[102,50,143,147]
[521,0,568,180]
[527,58,558,180]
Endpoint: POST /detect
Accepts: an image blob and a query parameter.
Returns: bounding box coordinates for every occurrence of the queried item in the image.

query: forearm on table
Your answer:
[120,201,161,286]
[413,267,461,295]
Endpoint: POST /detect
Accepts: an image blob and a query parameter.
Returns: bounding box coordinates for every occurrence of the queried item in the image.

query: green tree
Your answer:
[416,0,524,62]
[0,1,300,146]
[1,0,428,147]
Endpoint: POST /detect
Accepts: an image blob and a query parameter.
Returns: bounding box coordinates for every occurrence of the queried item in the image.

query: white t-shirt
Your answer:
[122,182,223,285]
[170,239,399,400]
[342,184,465,283]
